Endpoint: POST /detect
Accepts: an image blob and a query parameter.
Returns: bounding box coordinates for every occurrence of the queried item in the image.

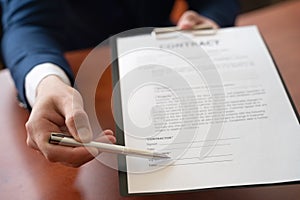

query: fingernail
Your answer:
[77,127,91,142]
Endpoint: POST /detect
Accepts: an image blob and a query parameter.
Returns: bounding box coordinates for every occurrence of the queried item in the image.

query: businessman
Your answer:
[1,0,239,167]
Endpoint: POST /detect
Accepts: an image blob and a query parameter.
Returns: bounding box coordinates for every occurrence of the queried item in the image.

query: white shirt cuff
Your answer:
[25,63,71,107]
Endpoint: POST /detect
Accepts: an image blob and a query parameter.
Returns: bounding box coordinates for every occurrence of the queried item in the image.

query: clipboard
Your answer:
[110,26,218,196]
[152,24,217,37]
[110,26,300,196]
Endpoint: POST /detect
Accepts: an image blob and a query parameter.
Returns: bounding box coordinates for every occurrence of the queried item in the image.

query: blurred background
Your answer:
[170,0,293,27]
[0,0,294,70]
[239,0,291,12]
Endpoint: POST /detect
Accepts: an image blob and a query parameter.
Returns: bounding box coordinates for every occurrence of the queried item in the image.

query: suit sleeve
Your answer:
[1,0,74,109]
[187,0,240,27]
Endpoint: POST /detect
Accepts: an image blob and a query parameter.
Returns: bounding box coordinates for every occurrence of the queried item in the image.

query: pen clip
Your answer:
[152,24,217,39]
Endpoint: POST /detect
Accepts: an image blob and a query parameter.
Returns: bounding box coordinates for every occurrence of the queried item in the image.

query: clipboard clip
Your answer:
[152,24,217,39]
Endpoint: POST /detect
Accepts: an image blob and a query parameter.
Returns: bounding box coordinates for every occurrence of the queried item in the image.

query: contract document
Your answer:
[111,26,300,195]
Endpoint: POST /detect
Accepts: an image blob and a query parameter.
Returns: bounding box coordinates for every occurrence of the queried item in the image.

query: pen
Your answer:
[49,133,169,159]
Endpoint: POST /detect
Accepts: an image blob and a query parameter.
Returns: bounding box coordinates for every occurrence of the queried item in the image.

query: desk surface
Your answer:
[1,1,300,199]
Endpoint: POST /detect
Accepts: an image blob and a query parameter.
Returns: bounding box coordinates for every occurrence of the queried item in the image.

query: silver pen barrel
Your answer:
[49,133,169,159]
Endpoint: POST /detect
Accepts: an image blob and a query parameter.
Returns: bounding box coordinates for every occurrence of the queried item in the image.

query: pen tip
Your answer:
[154,153,170,159]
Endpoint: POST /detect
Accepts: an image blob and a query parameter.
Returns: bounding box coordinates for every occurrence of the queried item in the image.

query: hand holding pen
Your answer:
[49,133,169,159]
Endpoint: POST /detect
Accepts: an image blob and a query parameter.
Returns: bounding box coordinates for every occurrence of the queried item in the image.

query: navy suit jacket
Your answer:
[0,0,239,109]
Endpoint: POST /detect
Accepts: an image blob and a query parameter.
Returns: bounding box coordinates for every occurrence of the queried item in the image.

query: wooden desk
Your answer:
[237,0,300,112]
[1,1,300,199]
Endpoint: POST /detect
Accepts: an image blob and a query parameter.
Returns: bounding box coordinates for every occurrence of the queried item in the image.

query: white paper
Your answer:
[116,26,300,194]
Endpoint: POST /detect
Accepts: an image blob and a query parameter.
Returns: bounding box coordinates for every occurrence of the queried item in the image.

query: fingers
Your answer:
[95,130,116,144]
[178,11,200,29]
[61,90,93,143]
[42,132,116,167]
[99,129,114,137]
[177,10,219,30]
[26,110,64,151]
[42,144,98,168]
[35,75,93,143]
[27,118,116,167]
[26,75,116,167]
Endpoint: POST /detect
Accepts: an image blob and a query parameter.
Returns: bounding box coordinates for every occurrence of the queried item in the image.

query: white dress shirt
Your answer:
[25,63,71,107]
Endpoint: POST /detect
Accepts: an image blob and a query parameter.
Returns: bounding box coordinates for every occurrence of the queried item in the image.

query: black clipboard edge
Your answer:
[118,180,300,197]
[110,34,128,197]
[110,26,300,196]
[110,27,156,196]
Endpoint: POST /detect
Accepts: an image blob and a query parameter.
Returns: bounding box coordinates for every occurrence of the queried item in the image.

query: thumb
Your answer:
[63,89,93,143]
